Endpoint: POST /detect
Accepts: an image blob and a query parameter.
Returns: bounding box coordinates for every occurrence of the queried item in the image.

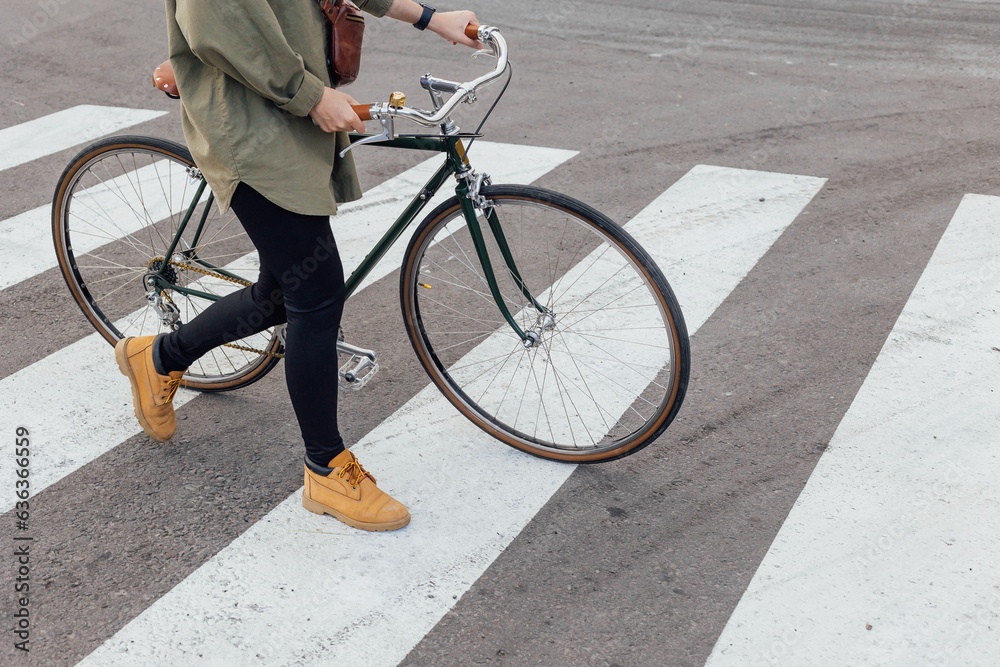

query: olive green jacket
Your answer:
[165,0,394,215]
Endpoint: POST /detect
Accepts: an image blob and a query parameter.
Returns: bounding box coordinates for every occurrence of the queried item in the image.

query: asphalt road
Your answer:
[1,1,999,665]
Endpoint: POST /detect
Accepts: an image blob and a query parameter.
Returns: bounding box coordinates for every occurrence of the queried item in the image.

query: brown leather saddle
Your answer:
[152,60,179,99]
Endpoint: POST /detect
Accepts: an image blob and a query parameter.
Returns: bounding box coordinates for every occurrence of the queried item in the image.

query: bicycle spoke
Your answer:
[59,142,274,389]
[407,189,686,458]
[557,281,649,332]
[445,348,524,373]
[426,256,519,308]
[70,193,153,257]
[558,329,671,350]
[537,335,583,446]
[82,162,157,254]
[547,329,618,438]
[472,342,524,408]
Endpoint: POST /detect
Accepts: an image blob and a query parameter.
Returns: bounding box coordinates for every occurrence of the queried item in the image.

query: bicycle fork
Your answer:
[310,173,552,394]
[323,181,550,395]
[457,176,553,349]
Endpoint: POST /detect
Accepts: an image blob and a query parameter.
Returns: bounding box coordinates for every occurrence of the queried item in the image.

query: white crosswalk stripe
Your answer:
[0,105,165,173]
[0,137,572,293]
[78,166,827,666]
[0,160,204,292]
[705,194,1000,666]
[0,141,575,513]
[336,141,577,294]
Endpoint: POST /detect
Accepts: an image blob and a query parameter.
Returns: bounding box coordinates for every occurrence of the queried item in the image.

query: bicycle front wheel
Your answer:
[51,135,281,391]
[400,184,690,462]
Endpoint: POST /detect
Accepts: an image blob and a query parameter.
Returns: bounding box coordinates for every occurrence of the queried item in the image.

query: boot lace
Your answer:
[163,376,183,403]
[338,458,376,489]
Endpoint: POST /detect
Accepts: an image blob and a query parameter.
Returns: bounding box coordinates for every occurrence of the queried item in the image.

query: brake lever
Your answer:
[340,116,395,158]
[471,47,498,61]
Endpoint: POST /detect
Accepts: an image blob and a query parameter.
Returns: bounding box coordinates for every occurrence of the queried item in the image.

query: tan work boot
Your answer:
[303,449,410,531]
[114,335,186,442]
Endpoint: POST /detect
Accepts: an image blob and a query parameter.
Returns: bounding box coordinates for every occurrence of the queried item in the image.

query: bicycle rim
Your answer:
[51,136,280,391]
[401,185,689,462]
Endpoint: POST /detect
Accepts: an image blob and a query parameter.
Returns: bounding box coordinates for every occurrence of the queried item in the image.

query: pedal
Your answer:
[337,340,379,391]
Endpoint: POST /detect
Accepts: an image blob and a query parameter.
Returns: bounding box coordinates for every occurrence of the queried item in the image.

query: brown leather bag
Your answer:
[317,0,365,88]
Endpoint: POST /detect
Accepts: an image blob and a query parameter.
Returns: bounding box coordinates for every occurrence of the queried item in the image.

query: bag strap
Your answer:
[316,0,340,18]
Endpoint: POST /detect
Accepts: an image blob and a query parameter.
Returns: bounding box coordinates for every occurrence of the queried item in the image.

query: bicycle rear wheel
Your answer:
[400,184,689,462]
[51,135,281,391]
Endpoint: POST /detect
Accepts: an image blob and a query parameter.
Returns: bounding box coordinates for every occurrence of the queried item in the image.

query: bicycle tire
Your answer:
[400,184,690,462]
[51,135,281,392]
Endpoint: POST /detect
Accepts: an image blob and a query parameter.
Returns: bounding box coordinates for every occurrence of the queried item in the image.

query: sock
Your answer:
[151,334,169,375]
[307,445,345,469]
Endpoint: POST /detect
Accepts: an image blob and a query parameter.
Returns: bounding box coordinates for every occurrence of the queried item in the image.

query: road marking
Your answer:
[339,141,578,292]
[706,194,1000,666]
[0,142,574,294]
[0,142,576,511]
[0,105,166,173]
[0,161,202,291]
[79,166,826,666]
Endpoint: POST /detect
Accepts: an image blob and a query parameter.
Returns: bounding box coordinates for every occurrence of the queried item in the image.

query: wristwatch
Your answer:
[413,3,435,30]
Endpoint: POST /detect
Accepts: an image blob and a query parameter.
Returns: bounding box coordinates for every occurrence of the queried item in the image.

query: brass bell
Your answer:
[389,91,406,108]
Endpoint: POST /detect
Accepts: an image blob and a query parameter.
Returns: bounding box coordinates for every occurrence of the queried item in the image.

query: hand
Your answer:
[427,10,483,49]
[309,87,366,133]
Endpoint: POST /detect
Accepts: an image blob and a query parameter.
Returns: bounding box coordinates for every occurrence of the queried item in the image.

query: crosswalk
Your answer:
[705,194,1000,666]
[2,104,998,666]
[77,165,827,665]
[1,160,208,292]
[0,105,166,173]
[0,138,576,511]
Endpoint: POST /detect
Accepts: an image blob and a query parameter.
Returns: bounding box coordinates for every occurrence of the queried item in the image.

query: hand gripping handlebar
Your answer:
[349,23,505,128]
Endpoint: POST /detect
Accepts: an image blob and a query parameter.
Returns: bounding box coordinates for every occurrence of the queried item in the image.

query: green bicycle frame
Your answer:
[149,133,547,342]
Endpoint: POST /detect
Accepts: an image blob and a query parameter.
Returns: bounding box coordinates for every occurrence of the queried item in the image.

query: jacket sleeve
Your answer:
[174,0,325,117]
[354,0,395,18]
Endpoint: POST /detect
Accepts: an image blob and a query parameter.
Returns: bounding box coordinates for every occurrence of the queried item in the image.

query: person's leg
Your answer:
[146,182,407,530]
[154,264,287,375]
[240,188,348,467]
[164,181,348,466]
[122,185,290,444]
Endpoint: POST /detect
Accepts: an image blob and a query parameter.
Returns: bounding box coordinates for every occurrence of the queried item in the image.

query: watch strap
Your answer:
[414,3,435,30]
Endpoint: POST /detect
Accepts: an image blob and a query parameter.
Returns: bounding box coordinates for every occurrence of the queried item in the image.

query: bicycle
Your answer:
[51,24,690,463]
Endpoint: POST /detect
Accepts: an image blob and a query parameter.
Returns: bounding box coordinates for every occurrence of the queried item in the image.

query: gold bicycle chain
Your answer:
[152,257,285,359]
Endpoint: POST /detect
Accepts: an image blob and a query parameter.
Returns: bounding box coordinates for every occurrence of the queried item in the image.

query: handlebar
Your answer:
[352,105,373,122]
[351,23,506,128]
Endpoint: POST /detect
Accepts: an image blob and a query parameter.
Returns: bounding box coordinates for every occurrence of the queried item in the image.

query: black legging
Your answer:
[154,181,346,466]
